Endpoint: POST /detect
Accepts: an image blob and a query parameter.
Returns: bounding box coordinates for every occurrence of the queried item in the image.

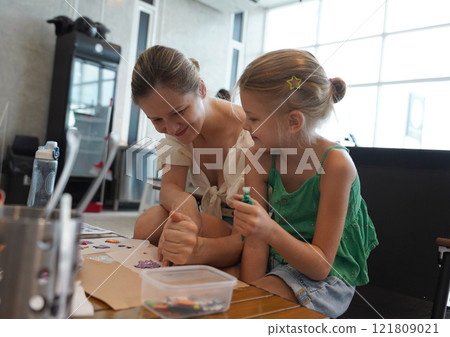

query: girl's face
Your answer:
[240,89,281,149]
[138,86,205,144]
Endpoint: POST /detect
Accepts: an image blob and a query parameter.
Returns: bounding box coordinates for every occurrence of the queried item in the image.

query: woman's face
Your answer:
[138,86,206,144]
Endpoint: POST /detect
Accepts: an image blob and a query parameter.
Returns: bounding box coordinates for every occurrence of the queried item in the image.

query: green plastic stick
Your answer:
[241,186,254,205]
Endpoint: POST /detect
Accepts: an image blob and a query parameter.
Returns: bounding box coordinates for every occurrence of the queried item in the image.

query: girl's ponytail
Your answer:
[330,77,346,104]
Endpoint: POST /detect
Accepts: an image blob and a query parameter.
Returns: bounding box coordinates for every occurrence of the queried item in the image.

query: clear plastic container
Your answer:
[140,265,237,319]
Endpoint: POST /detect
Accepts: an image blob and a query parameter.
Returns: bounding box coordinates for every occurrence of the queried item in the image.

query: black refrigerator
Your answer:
[46,30,121,205]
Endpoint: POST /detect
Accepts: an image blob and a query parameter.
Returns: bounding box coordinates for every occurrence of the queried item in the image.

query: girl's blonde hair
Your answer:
[131,45,200,102]
[237,49,346,143]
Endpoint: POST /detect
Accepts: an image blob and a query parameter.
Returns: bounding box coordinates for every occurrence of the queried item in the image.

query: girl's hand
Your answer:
[232,194,275,240]
[158,211,199,266]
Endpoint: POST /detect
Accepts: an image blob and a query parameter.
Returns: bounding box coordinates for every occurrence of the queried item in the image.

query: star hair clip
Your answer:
[287,75,302,90]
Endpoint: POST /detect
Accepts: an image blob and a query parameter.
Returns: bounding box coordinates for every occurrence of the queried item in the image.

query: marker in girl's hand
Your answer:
[241,186,254,205]
[239,187,254,242]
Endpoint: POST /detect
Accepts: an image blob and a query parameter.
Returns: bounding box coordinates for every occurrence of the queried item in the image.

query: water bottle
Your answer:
[27,141,59,208]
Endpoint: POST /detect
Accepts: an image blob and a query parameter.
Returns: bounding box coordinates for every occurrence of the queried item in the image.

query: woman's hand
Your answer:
[232,194,275,241]
[157,211,199,266]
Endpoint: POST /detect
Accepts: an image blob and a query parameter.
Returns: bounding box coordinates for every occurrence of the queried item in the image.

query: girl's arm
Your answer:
[239,237,269,282]
[234,153,271,282]
[267,149,357,280]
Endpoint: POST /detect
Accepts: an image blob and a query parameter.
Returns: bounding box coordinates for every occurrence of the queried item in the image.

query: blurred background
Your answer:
[1,0,449,210]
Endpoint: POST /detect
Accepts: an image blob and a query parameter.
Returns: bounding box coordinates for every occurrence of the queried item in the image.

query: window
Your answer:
[128,10,151,145]
[264,0,450,150]
[128,0,160,144]
[230,12,245,90]
[230,48,240,90]
[233,12,243,42]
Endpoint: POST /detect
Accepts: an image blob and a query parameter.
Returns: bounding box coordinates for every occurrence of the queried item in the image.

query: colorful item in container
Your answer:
[135,260,161,269]
[144,297,226,318]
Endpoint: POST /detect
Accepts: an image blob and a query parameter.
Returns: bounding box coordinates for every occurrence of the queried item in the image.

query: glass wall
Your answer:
[264,0,450,150]
[68,57,116,177]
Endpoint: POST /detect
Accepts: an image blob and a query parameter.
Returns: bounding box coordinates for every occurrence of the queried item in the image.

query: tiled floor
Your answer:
[82,210,140,238]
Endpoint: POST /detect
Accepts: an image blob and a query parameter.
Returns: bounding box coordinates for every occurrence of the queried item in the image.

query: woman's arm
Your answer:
[159,211,242,267]
[155,164,243,267]
[159,164,202,227]
[266,149,357,280]
[134,163,201,243]
[188,231,244,267]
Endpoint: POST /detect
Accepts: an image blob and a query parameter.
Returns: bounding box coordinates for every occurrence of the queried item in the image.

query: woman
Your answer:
[132,45,253,267]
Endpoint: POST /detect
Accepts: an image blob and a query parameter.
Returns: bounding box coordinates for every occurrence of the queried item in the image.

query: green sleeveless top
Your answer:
[268,145,378,286]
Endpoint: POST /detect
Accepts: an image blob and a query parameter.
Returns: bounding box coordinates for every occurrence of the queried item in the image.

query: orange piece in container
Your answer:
[173,299,195,306]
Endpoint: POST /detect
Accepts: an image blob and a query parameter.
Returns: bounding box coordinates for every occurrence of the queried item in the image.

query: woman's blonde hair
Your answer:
[237,49,346,143]
[131,45,200,102]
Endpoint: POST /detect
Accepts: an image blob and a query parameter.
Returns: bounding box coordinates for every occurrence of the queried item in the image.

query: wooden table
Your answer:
[82,282,325,319]
[77,231,325,319]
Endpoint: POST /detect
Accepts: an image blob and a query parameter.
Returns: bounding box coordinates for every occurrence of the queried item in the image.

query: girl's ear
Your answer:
[287,110,304,133]
[198,78,207,98]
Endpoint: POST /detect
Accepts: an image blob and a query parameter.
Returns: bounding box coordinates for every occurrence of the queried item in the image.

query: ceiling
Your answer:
[258,0,301,9]
[195,0,301,13]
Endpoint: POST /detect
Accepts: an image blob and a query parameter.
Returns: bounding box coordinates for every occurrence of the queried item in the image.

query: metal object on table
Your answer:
[0,205,81,318]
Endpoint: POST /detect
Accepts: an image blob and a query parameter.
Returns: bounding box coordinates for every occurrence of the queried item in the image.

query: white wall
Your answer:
[0,0,265,150]
[135,0,238,142]
[244,7,266,70]
[156,0,233,97]
[0,0,134,147]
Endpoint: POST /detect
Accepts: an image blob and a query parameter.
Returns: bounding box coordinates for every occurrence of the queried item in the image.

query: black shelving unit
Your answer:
[46,30,121,205]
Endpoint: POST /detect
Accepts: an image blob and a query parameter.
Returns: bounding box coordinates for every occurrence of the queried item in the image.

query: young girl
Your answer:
[132,45,253,267]
[232,49,378,318]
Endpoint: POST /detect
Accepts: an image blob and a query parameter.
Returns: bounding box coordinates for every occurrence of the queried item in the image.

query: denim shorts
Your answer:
[267,257,355,318]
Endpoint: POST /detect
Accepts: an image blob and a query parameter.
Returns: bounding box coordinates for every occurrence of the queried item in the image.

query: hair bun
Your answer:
[189,58,200,71]
[330,77,346,103]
